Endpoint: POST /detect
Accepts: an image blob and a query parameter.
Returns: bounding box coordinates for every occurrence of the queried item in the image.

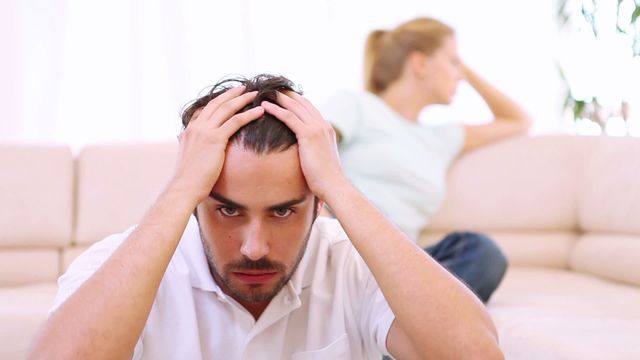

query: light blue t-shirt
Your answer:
[321,91,465,241]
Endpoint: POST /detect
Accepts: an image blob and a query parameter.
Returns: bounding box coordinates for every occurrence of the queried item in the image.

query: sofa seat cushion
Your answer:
[0,283,57,360]
[490,267,640,359]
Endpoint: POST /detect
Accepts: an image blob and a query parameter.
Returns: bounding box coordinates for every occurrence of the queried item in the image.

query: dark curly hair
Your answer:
[181,74,302,154]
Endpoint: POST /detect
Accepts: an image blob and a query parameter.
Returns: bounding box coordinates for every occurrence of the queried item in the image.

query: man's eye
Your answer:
[218,206,239,217]
[274,208,293,218]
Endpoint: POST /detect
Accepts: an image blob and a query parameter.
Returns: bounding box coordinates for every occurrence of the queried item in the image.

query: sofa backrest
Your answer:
[0,145,73,286]
[571,137,640,286]
[426,135,640,286]
[73,143,178,246]
[3,136,639,287]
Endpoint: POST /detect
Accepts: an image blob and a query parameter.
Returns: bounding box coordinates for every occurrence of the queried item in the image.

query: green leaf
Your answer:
[632,6,640,24]
[557,0,571,27]
[574,100,587,119]
[563,92,573,111]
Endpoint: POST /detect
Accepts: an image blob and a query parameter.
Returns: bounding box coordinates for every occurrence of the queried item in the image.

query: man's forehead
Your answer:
[222,142,301,172]
[213,144,311,207]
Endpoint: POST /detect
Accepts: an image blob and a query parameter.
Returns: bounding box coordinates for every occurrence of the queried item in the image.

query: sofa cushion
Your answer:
[0,145,73,247]
[490,267,640,359]
[570,234,640,286]
[74,143,177,245]
[0,250,59,286]
[430,136,598,231]
[578,137,640,235]
[0,283,58,360]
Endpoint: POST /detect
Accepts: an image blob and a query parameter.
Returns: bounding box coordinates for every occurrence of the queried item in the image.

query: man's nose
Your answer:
[240,220,270,261]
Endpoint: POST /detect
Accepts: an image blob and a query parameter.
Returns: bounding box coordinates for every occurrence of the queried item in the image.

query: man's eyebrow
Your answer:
[266,196,308,211]
[210,193,247,210]
[209,193,308,211]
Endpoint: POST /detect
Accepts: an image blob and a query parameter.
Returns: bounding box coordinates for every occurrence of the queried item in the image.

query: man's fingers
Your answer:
[218,106,265,138]
[274,92,312,123]
[209,91,259,127]
[286,91,325,121]
[192,85,247,124]
[261,101,305,134]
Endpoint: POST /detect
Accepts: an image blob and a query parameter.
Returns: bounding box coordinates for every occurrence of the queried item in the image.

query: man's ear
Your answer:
[312,197,326,219]
[316,198,337,218]
[316,199,325,217]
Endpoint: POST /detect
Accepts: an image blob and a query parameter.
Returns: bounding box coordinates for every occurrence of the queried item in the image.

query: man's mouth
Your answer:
[232,271,278,285]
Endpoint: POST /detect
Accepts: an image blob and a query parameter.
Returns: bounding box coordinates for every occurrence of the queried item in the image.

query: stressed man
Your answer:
[30,74,502,359]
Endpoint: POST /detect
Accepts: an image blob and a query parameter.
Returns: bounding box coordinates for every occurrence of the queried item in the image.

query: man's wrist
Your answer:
[318,175,357,211]
[160,180,205,213]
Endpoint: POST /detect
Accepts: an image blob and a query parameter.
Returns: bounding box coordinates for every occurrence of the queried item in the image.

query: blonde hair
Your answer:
[364,17,454,95]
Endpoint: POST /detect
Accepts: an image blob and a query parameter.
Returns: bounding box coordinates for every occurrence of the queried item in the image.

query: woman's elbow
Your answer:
[518,114,533,132]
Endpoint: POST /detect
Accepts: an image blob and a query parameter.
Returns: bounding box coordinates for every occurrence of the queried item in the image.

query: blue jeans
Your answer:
[425,231,507,303]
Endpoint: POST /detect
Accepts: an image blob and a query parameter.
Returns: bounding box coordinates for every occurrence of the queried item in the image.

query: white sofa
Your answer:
[1,136,639,359]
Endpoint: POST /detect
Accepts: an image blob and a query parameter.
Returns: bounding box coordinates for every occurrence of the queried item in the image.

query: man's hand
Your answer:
[261,92,346,201]
[265,91,502,358]
[171,85,265,203]
[30,86,268,360]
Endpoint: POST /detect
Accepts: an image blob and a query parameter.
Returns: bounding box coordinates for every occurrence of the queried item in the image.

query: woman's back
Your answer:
[321,90,464,239]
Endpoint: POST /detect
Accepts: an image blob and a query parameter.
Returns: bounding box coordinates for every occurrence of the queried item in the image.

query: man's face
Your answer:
[195,143,318,307]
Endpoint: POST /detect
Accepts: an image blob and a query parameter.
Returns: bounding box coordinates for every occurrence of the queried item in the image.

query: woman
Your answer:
[321,17,531,302]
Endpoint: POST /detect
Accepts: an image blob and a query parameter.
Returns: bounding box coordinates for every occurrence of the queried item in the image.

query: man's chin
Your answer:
[232,286,279,303]
[226,275,286,303]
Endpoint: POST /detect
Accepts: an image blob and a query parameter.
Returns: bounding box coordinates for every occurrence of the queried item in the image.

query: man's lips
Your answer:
[232,271,278,285]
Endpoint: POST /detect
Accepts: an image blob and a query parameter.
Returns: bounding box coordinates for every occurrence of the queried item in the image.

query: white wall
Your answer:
[1,0,566,148]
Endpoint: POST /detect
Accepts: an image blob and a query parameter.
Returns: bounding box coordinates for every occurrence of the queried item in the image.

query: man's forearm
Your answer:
[29,185,198,360]
[325,179,501,358]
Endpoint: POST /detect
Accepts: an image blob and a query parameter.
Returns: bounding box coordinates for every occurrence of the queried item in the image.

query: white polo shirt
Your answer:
[51,217,395,359]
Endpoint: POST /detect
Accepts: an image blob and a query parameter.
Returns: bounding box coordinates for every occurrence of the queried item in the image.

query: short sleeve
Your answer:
[49,230,132,315]
[362,274,396,355]
[345,249,395,356]
[319,91,362,145]
[49,227,145,359]
[432,123,466,160]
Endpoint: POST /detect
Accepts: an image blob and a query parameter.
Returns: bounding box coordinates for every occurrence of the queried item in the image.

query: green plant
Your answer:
[558,0,640,55]
[557,0,639,132]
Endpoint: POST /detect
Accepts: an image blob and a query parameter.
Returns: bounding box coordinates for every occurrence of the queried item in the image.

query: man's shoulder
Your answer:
[68,225,137,268]
[305,217,365,271]
[310,217,351,248]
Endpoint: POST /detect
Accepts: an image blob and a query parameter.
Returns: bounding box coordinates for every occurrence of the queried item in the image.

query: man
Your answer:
[30,74,502,359]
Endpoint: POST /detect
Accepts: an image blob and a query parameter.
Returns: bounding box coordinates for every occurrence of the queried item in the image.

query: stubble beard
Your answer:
[199,225,313,304]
